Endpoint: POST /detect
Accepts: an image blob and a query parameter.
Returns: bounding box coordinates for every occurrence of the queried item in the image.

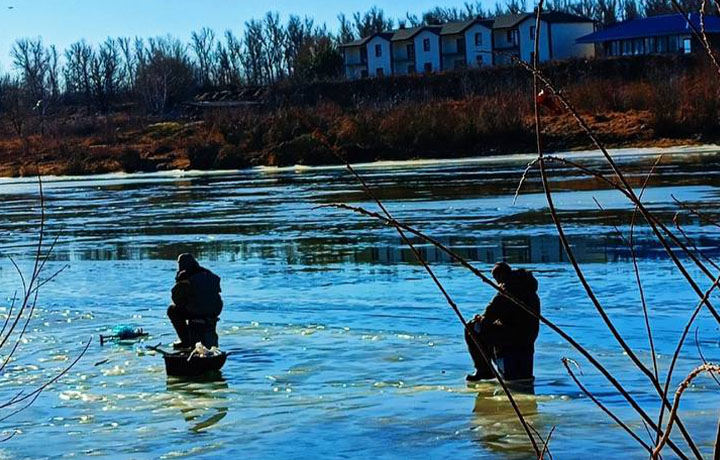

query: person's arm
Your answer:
[479,294,504,327]
[171,277,192,308]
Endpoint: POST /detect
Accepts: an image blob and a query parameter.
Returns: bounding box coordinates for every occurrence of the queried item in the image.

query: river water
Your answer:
[0,146,719,459]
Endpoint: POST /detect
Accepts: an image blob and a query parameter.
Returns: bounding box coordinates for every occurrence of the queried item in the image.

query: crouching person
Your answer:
[465,262,540,382]
[168,253,223,350]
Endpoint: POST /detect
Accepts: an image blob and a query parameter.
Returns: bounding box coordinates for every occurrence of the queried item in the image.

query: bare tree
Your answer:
[135,37,195,114]
[263,12,287,83]
[11,39,51,109]
[620,0,642,19]
[118,37,138,92]
[242,19,266,85]
[642,0,674,15]
[64,40,93,104]
[190,27,216,88]
[352,7,394,38]
[89,38,124,112]
[0,76,30,139]
[337,14,355,43]
[11,38,58,134]
[597,0,620,25]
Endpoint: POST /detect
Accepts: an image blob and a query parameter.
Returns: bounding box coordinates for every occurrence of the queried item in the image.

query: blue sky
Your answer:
[0,0,485,71]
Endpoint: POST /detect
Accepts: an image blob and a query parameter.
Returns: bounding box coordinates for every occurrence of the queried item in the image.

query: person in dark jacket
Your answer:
[465,262,540,381]
[167,253,223,349]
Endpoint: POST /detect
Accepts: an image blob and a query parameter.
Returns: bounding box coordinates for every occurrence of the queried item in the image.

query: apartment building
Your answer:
[341,11,595,79]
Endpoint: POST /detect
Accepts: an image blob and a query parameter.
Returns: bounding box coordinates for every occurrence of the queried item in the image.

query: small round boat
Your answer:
[162,351,228,377]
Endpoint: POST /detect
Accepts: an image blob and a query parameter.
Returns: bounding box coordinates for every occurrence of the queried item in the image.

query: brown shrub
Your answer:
[186,141,221,169]
[214,145,252,169]
[265,132,336,166]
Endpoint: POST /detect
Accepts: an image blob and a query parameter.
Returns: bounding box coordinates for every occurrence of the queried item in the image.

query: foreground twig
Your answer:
[0,170,87,435]
[527,3,699,456]
[331,157,543,456]
[562,358,653,453]
[652,363,720,459]
[320,202,688,457]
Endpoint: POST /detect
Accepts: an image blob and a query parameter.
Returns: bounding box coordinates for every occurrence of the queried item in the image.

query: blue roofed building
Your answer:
[577,13,720,56]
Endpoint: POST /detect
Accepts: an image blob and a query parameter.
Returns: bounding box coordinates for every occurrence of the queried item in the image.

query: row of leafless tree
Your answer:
[339,0,709,37]
[0,1,715,118]
[0,13,343,116]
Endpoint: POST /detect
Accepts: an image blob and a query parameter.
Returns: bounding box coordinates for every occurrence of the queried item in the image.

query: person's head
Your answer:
[492,261,512,285]
[177,253,200,273]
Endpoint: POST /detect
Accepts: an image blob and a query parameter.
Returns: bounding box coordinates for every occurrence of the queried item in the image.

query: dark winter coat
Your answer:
[479,269,540,346]
[171,266,223,318]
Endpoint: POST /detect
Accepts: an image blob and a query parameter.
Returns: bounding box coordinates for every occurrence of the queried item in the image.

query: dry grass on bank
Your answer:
[0,58,718,176]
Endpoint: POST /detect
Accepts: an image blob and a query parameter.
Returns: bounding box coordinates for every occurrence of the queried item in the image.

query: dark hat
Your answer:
[492,261,511,276]
[492,261,512,283]
[177,253,200,273]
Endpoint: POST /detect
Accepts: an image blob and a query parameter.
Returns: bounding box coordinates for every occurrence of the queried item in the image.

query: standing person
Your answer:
[465,262,540,381]
[167,253,223,349]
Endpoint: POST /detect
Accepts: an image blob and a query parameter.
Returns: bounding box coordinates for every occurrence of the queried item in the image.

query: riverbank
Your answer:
[0,108,710,178]
[2,55,718,177]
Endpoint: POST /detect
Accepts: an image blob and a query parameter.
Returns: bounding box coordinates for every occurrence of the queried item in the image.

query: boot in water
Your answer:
[172,340,191,351]
[466,370,495,382]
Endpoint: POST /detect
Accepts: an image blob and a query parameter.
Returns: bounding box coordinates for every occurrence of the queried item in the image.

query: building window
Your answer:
[475,32,483,46]
[407,43,415,59]
[476,55,484,65]
[408,64,416,74]
[375,44,382,57]
[424,62,432,72]
[683,37,692,54]
[622,40,631,56]
[632,38,644,55]
[423,38,430,52]
[457,37,466,53]
[530,26,536,41]
[376,67,384,76]
[507,30,513,43]
[360,47,368,63]
[647,37,657,54]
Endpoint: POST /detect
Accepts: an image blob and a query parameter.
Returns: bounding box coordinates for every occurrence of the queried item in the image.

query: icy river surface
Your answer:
[0,146,719,459]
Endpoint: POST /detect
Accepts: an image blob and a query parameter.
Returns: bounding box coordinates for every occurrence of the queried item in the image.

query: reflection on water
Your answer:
[471,384,540,458]
[166,374,229,433]
[0,148,719,459]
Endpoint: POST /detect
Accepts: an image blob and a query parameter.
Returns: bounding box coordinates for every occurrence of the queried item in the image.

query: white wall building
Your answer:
[390,26,442,75]
[340,32,393,79]
[440,19,494,70]
[341,11,595,79]
[413,28,442,73]
[365,35,393,77]
[391,37,415,76]
[516,12,595,63]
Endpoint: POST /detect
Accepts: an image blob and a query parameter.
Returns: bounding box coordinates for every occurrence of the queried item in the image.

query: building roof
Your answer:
[493,13,532,29]
[391,25,442,41]
[339,32,393,48]
[577,12,720,43]
[494,11,593,28]
[340,11,594,47]
[440,18,494,35]
[539,11,594,24]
